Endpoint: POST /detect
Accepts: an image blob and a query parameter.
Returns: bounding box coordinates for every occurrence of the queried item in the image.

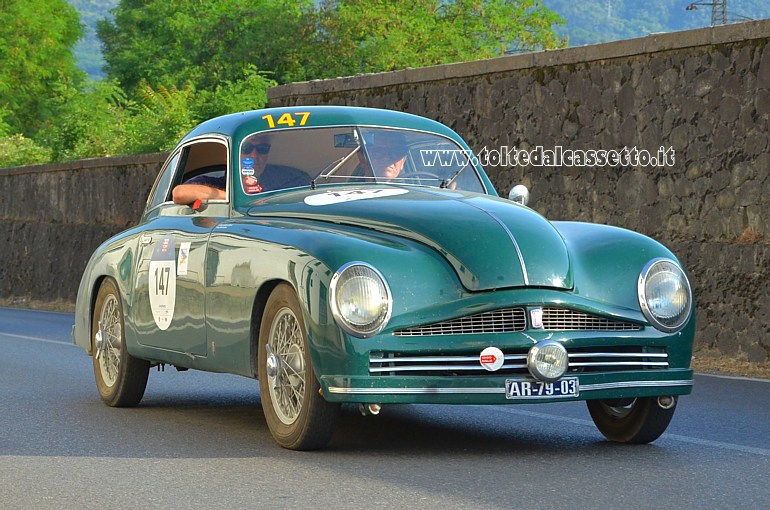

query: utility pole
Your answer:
[712,0,727,26]
[685,1,728,26]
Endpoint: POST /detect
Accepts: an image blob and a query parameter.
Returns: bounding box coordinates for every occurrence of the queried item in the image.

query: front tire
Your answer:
[587,397,677,444]
[258,283,339,450]
[92,278,150,407]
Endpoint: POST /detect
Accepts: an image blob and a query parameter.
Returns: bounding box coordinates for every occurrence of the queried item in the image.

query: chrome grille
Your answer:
[542,307,642,331]
[369,347,667,376]
[394,308,526,336]
[394,307,640,337]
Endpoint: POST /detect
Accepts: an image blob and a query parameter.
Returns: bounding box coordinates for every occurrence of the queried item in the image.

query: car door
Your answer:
[130,137,230,358]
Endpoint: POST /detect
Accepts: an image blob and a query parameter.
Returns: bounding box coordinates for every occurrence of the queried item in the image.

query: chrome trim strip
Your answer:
[370,354,527,363]
[569,362,669,368]
[581,380,692,391]
[411,187,529,285]
[485,211,529,285]
[569,352,667,359]
[328,379,693,395]
[328,387,507,395]
[369,363,528,373]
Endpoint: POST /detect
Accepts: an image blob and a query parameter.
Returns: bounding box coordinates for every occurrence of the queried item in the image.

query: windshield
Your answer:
[238,127,485,196]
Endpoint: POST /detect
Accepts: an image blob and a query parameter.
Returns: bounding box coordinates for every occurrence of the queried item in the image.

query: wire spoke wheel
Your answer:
[266,308,306,425]
[92,278,150,407]
[96,294,122,387]
[258,283,340,450]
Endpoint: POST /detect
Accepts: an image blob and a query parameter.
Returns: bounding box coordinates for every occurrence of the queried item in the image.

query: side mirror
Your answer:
[508,184,530,206]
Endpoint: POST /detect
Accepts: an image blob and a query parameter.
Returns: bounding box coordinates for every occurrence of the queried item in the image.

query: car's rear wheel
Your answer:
[92,278,150,407]
[587,396,676,444]
[258,283,339,450]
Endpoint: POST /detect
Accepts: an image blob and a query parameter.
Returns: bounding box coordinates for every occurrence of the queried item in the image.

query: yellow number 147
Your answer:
[261,112,310,129]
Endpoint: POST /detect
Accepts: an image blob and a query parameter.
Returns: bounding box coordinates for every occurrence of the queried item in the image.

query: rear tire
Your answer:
[258,283,339,450]
[587,397,676,444]
[92,278,150,407]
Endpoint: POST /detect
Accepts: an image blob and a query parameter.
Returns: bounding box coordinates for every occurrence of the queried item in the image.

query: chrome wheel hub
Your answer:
[265,350,279,378]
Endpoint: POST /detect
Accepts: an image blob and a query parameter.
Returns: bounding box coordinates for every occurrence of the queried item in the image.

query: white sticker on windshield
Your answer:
[304,188,408,206]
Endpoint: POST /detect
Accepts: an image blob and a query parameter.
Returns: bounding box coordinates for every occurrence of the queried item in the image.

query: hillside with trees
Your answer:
[543,0,770,47]
[67,0,770,80]
[6,0,769,169]
[68,0,117,79]
[2,0,566,168]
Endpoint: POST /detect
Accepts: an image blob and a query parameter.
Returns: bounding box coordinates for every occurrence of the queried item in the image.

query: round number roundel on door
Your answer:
[148,236,177,331]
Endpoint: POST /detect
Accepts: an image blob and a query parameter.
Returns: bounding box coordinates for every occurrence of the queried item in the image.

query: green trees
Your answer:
[98,0,314,92]
[1,0,565,168]
[311,0,565,78]
[98,0,565,86]
[0,0,84,137]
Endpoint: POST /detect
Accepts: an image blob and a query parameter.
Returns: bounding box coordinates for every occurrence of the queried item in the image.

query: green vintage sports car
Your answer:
[73,106,694,450]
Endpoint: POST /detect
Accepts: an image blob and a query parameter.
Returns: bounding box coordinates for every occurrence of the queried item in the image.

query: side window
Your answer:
[175,140,229,200]
[146,152,181,210]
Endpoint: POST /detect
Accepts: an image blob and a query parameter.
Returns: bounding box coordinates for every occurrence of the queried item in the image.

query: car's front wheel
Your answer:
[587,396,676,444]
[258,283,340,450]
[92,278,150,407]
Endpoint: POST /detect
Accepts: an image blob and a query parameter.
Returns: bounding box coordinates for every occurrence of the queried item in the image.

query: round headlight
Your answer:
[330,262,391,337]
[527,340,568,383]
[638,258,692,333]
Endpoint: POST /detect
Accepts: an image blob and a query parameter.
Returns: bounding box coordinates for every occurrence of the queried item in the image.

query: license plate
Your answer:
[505,377,579,399]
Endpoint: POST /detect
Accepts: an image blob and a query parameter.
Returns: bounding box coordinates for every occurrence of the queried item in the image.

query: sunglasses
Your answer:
[369,146,405,161]
[243,143,271,155]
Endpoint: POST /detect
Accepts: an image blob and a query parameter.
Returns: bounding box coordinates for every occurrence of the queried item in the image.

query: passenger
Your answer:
[172,138,271,205]
[238,138,307,193]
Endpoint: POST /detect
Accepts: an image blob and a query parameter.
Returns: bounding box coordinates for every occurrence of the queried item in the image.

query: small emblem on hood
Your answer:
[530,308,543,329]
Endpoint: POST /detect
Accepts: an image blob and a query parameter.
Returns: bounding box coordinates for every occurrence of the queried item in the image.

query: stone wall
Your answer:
[1,21,768,362]
[268,21,770,362]
[0,153,167,303]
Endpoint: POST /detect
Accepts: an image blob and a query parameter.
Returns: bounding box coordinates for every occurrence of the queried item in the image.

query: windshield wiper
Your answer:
[311,146,360,189]
[441,157,472,189]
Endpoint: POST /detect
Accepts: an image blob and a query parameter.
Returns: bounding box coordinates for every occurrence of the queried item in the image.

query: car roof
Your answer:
[180,106,464,147]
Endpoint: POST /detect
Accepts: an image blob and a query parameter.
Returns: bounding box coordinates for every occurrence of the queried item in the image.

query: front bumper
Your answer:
[320,369,693,404]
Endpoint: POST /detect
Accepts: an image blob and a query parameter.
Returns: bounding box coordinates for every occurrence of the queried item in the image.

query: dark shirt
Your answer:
[187,165,308,194]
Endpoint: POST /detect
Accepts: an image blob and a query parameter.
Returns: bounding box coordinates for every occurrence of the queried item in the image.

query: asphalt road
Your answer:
[1,307,769,509]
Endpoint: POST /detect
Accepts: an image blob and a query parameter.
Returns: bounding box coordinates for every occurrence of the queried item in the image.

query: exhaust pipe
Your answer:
[359,403,381,416]
[657,396,676,409]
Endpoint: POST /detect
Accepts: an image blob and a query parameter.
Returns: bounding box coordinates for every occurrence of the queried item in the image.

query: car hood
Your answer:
[246,186,571,292]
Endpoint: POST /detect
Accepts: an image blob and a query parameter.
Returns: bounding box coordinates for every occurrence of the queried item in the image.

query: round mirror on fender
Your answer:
[508,184,530,206]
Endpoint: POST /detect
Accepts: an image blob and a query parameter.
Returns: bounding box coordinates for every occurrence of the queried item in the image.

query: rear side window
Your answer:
[145,139,229,212]
[146,152,181,211]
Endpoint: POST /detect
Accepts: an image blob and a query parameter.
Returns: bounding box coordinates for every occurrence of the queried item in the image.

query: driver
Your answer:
[363,131,408,180]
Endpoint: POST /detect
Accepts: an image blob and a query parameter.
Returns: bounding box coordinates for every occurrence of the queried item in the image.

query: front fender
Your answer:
[553,221,684,312]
